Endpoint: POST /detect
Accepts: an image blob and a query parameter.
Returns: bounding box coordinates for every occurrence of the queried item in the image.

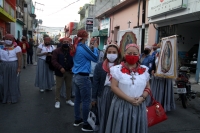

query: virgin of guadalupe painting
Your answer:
[161,41,172,73]
[155,35,178,79]
[119,32,137,56]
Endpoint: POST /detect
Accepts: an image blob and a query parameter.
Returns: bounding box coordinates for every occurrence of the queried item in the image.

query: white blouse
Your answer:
[110,64,150,97]
[0,46,21,61]
[104,63,115,86]
[38,44,55,60]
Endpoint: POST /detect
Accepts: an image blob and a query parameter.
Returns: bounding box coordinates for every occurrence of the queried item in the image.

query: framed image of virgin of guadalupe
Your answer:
[155,35,178,79]
[119,32,137,56]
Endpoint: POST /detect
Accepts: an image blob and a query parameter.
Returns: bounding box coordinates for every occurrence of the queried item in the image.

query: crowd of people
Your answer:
[0,30,175,132]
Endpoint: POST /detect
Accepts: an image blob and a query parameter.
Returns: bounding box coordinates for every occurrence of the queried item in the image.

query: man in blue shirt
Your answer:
[140,45,154,73]
[72,30,98,132]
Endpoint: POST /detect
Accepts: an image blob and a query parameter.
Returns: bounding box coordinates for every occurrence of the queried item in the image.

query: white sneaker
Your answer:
[66,100,74,106]
[55,102,60,108]
[40,89,44,92]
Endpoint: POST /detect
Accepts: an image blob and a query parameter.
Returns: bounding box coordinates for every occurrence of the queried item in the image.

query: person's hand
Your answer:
[133,97,145,106]
[91,101,96,106]
[43,52,48,55]
[60,68,65,74]
[151,70,155,75]
[128,97,138,105]
[94,42,98,48]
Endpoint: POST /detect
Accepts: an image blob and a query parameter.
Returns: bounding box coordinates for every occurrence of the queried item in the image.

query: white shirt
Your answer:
[104,63,115,86]
[110,64,150,97]
[38,44,55,60]
[0,46,21,61]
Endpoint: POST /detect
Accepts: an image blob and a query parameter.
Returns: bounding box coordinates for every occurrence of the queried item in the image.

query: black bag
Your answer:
[45,55,55,71]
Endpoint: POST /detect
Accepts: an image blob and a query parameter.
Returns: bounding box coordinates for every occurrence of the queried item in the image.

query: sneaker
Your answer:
[73,119,83,126]
[40,89,44,92]
[66,100,74,106]
[81,124,93,132]
[55,102,60,108]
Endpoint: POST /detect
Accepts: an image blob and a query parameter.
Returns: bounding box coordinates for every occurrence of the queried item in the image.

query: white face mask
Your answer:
[107,54,118,63]
[4,40,13,45]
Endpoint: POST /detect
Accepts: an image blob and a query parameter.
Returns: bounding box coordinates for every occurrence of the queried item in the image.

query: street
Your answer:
[0,64,200,133]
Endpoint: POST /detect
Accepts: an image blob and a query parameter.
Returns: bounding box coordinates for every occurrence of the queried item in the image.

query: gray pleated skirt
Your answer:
[105,95,148,133]
[35,58,55,90]
[97,86,114,133]
[0,61,21,103]
[146,76,176,112]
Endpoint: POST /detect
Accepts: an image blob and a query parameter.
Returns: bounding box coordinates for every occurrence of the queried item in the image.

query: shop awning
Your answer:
[0,8,16,22]
[92,29,108,37]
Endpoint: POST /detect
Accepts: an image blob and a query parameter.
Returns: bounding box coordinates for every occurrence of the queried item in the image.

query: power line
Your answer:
[48,0,80,16]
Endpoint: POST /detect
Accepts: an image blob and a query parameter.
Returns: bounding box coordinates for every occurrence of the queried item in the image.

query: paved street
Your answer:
[0,64,200,133]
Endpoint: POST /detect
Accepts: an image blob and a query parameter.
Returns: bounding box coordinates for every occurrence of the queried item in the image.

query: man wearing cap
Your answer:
[52,37,74,108]
[140,45,154,73]
[72,30,98,132]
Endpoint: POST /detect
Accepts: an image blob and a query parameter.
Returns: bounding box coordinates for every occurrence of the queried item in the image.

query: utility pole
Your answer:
[141,0,146,53]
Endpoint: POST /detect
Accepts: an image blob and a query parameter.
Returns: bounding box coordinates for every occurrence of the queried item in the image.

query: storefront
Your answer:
[11,19,25,40]
[148,0,200,82]
[92,18,110,50]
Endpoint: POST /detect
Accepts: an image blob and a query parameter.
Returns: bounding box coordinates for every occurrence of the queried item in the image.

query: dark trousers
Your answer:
[27,52,33,64]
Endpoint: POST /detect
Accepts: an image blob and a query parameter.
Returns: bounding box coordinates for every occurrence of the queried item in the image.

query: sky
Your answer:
[33,0,90,27]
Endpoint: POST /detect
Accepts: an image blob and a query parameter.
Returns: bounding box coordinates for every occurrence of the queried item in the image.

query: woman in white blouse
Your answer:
[0,34,22,103]
[105,44,150,133]
[35,37,55,92]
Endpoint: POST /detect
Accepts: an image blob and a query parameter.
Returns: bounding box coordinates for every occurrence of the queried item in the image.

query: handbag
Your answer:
[87,105,99,131]
[147,91,167,127]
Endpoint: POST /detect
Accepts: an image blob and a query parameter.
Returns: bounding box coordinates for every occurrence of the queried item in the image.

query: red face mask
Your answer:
[125,55,139,65]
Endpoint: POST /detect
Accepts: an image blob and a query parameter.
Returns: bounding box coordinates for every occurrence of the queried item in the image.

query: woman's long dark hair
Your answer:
[103,44,122,65]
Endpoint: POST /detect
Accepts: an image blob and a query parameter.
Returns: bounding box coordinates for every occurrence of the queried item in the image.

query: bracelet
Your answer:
[140,96,146,101]
[144,88,151,94]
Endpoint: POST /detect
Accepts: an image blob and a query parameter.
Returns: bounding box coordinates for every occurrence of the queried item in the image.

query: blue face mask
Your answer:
[157,48,161,53]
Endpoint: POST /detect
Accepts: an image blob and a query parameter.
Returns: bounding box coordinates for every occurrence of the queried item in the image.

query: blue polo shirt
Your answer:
[72,42,98,74]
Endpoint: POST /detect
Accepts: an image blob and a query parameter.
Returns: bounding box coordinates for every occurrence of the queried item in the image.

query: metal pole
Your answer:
[26,4,29,39]
[141,0,146,53]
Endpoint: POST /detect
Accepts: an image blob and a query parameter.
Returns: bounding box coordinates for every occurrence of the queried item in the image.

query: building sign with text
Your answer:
[148,0,188,18]
[100,18,110,37]
[86,18,94,32]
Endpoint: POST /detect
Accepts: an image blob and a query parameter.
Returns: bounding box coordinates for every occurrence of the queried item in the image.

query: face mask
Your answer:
[144,49,150,55]
[157,48,161,53]
[62,43,69,49]
[4,40,13,45]
[107,54,118,63]
[125,55,139,65]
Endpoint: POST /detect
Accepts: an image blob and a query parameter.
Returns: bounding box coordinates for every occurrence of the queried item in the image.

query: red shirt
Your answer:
[19,41,29,53]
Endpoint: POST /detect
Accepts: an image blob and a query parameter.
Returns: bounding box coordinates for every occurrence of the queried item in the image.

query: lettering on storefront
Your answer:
[148,0,188,17]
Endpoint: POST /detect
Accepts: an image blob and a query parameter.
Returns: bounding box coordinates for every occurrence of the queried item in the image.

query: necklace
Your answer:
[130,71,136,84]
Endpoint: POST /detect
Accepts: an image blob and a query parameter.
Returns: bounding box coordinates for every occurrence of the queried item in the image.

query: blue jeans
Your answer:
[73,74,91,125]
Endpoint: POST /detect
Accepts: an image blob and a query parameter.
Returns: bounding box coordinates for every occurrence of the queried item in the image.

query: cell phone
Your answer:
[48,52,51,54]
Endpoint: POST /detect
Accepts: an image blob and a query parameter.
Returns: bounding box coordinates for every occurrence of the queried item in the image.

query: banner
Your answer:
[156,35,178,79]
[86,18,94,32]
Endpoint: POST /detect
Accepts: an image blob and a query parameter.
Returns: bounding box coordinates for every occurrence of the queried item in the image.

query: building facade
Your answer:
[148,0,200,82]
[10,0,25,40]
[0,0,16,39]
[95,0,156,50]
